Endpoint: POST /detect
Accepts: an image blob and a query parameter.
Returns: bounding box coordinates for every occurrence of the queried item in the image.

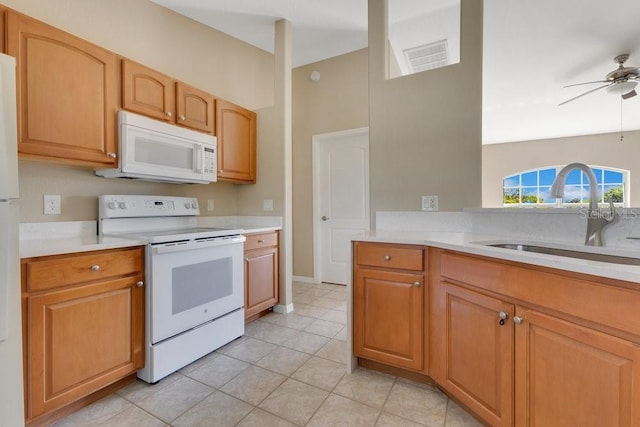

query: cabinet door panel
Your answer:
[216,99,256,183]
[354,268,424,371]
[122,59,174,122]
[437,282,514,427]
[28,276,144,418]
[7,12,117,166]
[245,247,278,318]
[176,83,214,133]
[515,309,640,427]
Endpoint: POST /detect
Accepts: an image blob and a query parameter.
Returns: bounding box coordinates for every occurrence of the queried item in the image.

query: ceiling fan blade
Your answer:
[622,89,637,100]
[558,83,611,106]
[563,80,609,88]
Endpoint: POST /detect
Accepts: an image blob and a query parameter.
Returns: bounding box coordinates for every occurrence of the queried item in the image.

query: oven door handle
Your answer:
[152,235,246,254]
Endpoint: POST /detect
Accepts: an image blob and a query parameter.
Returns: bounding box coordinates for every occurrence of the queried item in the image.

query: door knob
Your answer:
[321,216,330,221]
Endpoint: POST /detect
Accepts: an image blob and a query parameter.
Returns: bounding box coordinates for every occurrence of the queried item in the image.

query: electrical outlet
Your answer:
[421,195,438,211]
[207,199,214,211]
[44,195,61,215]
[263,199,273,211]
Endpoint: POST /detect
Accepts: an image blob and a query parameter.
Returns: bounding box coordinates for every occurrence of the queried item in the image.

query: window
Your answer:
[503,166,628,207]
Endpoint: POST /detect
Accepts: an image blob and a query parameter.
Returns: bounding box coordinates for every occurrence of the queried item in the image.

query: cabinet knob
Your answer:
[384,255,391,261]
[107,152,117,159]
[258,239,265,243]
[166,111,173,117]
[413,281,421,288]
[244,258,249,262]
[136,281,144,287]
[498,311,509,325]
[179,115,186,121]
[513,316,524,325]
[90,264,100,271]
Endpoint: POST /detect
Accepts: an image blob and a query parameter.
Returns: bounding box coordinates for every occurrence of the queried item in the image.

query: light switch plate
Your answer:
[207,199,214,211]
[421,195,438,211]
[44,195,61,215]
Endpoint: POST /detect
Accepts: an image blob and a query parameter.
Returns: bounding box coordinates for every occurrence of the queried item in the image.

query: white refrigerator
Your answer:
[0,52,25,425]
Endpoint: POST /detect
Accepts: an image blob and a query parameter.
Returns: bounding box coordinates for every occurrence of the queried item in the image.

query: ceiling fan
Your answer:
[559,54,640,106]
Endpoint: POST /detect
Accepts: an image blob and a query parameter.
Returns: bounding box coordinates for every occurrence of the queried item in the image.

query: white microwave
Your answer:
[96,111,217,184]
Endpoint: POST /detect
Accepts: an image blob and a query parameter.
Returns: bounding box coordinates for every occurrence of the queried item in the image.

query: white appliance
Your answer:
[99,195,245,383]
[0,52,25,425]
[96,111,217,184]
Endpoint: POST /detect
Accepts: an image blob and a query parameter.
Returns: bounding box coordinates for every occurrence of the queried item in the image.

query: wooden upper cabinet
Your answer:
[122,59,175,123]
[122,59,215,133]
[0,8,6,52]
[7,12,118,167]
[176,82,215,133]
[216,99,257,183]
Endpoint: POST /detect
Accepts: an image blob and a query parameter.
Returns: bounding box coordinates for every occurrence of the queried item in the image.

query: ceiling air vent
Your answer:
[403,39,450,73]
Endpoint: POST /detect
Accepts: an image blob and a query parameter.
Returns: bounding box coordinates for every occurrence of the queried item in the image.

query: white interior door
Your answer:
[313,128,369,285]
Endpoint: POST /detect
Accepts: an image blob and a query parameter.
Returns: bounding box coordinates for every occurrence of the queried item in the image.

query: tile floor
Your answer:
[53,281,482,427]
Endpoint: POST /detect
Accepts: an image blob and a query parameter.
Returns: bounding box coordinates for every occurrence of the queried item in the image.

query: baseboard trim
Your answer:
[292,275,315,284]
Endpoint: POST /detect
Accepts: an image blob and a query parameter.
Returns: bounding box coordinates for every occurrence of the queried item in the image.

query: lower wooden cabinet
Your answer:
[21,247,144,423]
[515,308,640,427]
[431,281,514,426]
[429,247,640,427]
[244,231,279,320]
[353,242,427,373]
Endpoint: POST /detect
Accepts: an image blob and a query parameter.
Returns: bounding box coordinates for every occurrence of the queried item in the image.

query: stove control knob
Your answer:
[118,202,127,209]
[184,203,191,209]
[191,202,198,209]
[107,202,117,210]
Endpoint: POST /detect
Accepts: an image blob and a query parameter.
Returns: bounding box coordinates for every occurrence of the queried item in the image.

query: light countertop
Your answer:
[20,235,146,259]
[19,220,281,259]
[354,230,640,283]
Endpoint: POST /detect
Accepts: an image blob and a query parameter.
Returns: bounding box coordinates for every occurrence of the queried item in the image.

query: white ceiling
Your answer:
[151,0,640,144]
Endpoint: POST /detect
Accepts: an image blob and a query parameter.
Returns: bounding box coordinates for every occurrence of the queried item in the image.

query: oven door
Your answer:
[148,235,245,344]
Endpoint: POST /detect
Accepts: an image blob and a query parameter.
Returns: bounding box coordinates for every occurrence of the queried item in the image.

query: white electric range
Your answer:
[98,194,246,383]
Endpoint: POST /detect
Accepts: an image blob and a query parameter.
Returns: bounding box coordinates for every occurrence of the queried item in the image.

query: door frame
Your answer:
[312,127,370,284]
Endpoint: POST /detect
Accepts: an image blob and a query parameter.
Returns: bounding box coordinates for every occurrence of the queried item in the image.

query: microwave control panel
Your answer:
[203,147,216,174]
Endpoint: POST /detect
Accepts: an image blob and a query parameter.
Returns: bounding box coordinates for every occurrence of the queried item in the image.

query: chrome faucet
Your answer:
[550,163,617,246]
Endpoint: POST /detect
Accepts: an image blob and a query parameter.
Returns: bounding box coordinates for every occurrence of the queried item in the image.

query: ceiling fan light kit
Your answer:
[559,53,640,106]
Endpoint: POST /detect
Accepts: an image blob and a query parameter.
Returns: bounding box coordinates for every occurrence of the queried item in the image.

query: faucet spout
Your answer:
[550,163,617,246]
[550,163,599,211]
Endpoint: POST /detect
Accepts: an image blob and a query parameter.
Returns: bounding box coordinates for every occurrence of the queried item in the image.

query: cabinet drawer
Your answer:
[355,242,424,271]
[244,232,278,251]
[25,247,144,292]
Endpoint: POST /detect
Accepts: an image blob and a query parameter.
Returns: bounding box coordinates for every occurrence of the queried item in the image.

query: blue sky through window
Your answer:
[503,166,626,206]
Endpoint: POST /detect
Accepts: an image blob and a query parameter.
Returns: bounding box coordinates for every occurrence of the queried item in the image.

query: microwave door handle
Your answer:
[196,148,203,173]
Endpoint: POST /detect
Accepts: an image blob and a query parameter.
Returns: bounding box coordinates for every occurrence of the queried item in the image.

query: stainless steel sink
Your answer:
[487,243,640,265]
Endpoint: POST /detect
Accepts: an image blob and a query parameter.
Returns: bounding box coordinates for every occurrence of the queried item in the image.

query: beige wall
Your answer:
[2,0,277,223]
[482,130,640,207]
[292,49,369,278]
[368,0,483,219]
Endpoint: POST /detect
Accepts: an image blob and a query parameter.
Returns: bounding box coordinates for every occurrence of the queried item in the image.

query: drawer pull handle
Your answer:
[258,239,265,243]
[413,281,421,287]
[136,281,144,287]
[90,264,100,271]
[384,255,391,261]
